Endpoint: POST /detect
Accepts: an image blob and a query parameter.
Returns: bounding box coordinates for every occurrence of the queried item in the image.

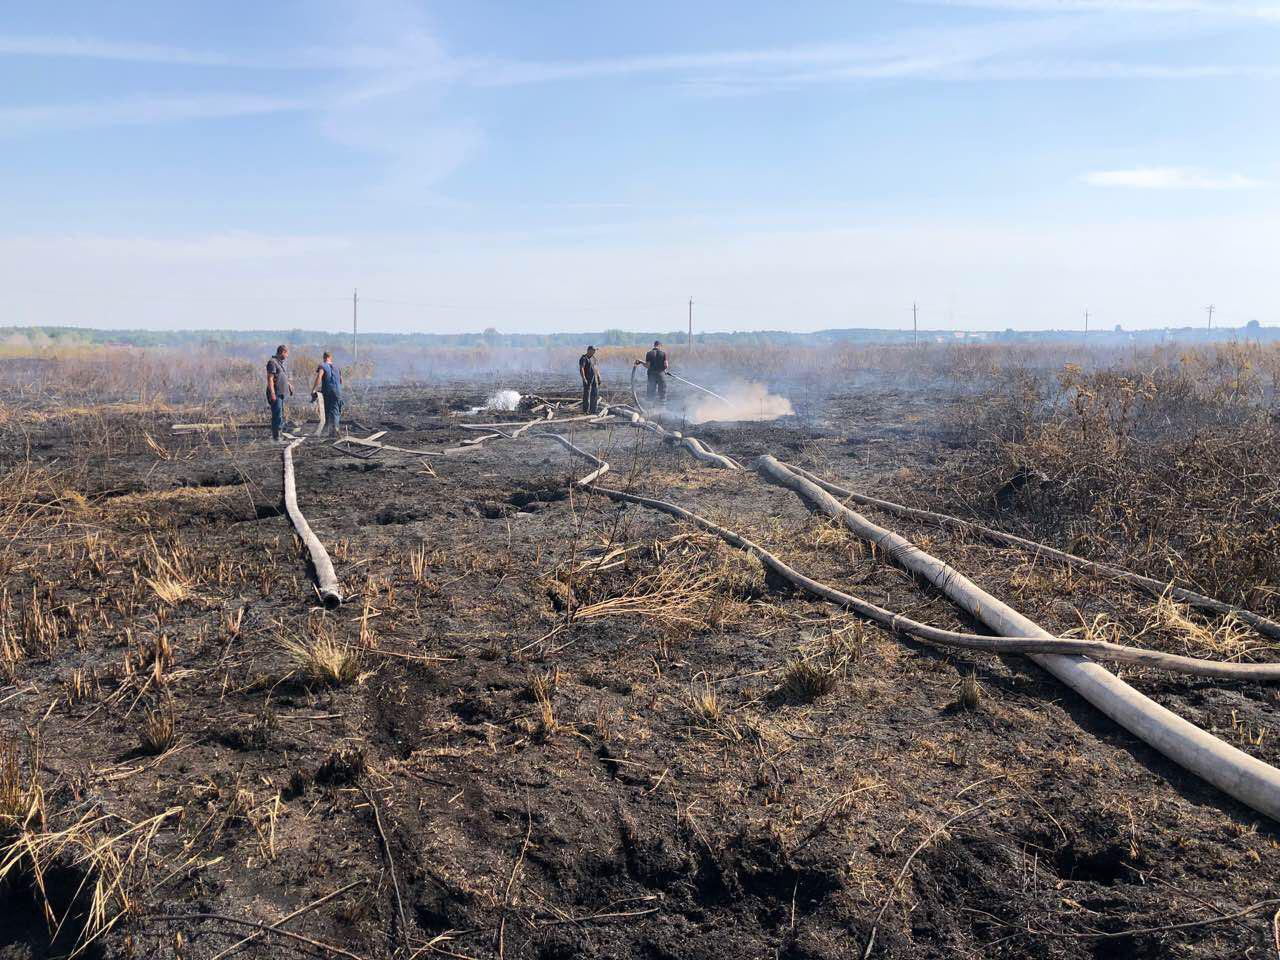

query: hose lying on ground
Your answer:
[459,414,601,431]
[783,462,1280,642]
[625,368,741,468]
[282,439,342,609]
[333,435,482,457]
[509,408,554,438]
[543,433,610,486]
[581,478,1280,680]
[753,454,1280,823]
[609,405,741,470]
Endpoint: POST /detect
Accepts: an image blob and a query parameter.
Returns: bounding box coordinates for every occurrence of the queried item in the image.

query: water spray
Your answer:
[666,371,730,405]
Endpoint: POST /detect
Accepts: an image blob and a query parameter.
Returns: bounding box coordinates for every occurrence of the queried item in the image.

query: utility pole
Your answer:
[1207,304,1215,330]
[352,288,359,363]
[688,297,693,351]
[1084,309,1089,339]
[912,302,918,346]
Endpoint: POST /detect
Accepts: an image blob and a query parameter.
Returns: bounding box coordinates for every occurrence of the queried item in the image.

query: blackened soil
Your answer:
[0,374,1276,960]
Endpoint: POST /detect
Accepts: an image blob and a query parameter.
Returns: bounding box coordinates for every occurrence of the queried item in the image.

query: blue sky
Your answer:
[2,0,1277,333]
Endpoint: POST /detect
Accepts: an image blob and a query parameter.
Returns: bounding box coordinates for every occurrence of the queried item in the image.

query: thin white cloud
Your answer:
[1082,166,1265,189]
[0,2,1271,158]
[0,33,437,70]
[0,35,245,65]
[908,0,1280,20]
[964,59,1280,78]
[0,94,316,137]
[474,18,1091,86]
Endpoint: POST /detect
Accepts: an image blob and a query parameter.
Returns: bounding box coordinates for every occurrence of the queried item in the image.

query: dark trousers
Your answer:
[646,374,666,403]
[582,379,599,414]
[322,393,343,436]
[269,395,286,439]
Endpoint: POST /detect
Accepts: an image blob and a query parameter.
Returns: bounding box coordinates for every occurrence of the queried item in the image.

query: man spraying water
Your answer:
[634,340,669,404]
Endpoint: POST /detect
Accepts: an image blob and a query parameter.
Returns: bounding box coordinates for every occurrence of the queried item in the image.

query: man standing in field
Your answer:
[579,345,601,414]
[635,339,668,404]
[266,344,293,442]
[309,351,343,438]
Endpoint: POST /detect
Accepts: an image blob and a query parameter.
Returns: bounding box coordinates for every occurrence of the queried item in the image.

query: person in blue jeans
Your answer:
[309,351,344,438]
[265,344,293,441]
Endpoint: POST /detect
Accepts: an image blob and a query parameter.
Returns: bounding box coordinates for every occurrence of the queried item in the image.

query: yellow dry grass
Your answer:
[104,485,242,509]
[280,634,361,686]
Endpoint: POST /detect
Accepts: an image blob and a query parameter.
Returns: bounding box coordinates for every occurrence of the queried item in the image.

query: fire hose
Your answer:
[538,433,1280,821]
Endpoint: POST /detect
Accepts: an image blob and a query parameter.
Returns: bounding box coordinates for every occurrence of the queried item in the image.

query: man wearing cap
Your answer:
[635,340,668,404]
[578,345,601,414]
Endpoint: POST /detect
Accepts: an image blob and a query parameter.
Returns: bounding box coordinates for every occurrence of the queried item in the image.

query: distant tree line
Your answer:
[1,322,1274,351]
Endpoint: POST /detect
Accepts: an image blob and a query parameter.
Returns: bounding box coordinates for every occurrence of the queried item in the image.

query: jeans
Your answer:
[582,379,599,414]
[646,374,666,402]
[269,395,286,439]
[322,392,343,436]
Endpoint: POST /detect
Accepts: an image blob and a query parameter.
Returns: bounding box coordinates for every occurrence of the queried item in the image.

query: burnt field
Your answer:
[2,347,1280,960]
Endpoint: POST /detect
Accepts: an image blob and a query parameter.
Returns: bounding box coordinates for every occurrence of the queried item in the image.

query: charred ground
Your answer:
[1,361,1278,960]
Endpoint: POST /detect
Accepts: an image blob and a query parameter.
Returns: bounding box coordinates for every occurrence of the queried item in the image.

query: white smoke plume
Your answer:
[464,389,522,414]
[485,389,522,411]
[685,382,793,423]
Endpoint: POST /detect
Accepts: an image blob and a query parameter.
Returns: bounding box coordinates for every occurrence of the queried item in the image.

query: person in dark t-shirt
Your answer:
[578,345,600,414]
[635,340,668,403]
[309,351,344,438]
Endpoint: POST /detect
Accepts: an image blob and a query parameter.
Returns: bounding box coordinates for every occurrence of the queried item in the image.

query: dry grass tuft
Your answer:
[686,677,723,726]
[1,794,177,952]
[527,666,560,704]
[555,538,761,633]
[525,667,560,738]
[139,701,176,755]
[407,542,429,584]
[1145,594,1261,660]
[779,658,839,704]
[146,572,192,606]
[1,631,20,682]
[0,736,43,834]
[224,606,245,642]
[281,634,361,686]
[63,667,100,708]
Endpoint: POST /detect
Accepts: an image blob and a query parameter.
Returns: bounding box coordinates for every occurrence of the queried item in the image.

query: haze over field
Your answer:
[2,0,1276,333]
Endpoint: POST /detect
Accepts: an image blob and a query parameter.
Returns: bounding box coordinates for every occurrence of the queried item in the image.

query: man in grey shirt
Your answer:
[266,344,293,441]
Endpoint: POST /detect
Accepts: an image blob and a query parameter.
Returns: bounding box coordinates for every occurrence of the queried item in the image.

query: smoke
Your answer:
[684,382,794,424]
[465,388,522,414]
[487,389,522,411]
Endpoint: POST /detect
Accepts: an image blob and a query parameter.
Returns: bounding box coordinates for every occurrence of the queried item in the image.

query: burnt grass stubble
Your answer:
[1,372,1278,960]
